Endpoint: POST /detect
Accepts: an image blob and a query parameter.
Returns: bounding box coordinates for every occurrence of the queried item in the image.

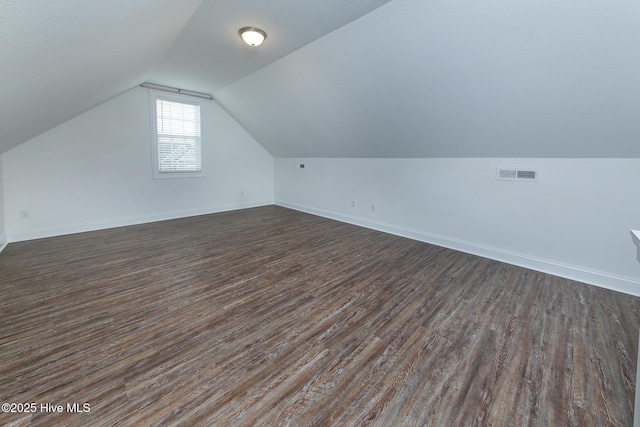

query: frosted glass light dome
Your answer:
[239,27,266,46]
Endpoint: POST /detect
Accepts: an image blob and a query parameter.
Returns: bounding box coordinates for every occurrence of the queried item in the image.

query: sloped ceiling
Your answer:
[2,0,639,158]
[0,0,202,155]
[0,0,392,155]
[215,0,640,157]
[147,0,393,95]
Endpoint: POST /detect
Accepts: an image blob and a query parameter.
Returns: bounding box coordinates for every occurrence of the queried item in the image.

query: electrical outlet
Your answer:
[20,210,30,219]
[351,200,356,208]
[370,204,376,212]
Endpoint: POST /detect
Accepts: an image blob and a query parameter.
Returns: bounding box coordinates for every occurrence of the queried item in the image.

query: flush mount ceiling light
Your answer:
[239,27,267,46]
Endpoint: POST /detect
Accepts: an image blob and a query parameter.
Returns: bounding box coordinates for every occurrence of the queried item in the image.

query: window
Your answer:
[150,91,204,178]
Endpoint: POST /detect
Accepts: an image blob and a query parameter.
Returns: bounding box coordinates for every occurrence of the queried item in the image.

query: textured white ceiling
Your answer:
[215,0,640,157]
[148,0,393,95]
[2,0,639,158]
[0,0,391,155]
[0,0,204,154]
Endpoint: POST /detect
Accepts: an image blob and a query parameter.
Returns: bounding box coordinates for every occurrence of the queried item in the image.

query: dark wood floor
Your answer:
[1,206,638,426]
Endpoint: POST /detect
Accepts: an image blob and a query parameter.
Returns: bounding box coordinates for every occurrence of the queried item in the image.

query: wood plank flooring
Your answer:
[1,205,639,426]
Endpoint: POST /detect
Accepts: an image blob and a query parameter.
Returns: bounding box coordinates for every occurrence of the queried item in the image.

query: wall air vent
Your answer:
[496,169,538,182]
[498,169,517,179]
[516,170,536,180]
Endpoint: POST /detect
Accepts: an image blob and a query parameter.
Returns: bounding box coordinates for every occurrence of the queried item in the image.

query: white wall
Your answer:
[276,158,640,296]
[0,158,6,252]
[3,87,274,241]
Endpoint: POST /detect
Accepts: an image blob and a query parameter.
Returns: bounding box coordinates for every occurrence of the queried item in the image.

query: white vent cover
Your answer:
[496,169,538,182]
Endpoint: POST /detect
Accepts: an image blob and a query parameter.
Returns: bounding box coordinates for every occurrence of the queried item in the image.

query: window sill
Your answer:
[152,171,206,180]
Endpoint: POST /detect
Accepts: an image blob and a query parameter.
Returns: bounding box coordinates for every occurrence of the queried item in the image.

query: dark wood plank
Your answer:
[0,205,638,426]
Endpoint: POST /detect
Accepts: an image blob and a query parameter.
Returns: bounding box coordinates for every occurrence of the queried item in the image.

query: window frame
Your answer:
[150,90,206,179]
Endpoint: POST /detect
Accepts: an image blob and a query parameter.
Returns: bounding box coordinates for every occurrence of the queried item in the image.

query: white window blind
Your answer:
[155,97,201,173]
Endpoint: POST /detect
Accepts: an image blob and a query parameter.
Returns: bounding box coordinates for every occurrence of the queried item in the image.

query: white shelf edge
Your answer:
[631,230,640,264]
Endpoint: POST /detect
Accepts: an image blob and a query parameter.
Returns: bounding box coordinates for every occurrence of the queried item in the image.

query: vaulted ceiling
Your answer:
[0,0,203,154]
[2,0,639,158]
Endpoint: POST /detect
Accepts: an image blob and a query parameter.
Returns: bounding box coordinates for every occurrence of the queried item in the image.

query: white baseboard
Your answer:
[0,233,7,254]
[6,201,273,243]
[276,200,640,298]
